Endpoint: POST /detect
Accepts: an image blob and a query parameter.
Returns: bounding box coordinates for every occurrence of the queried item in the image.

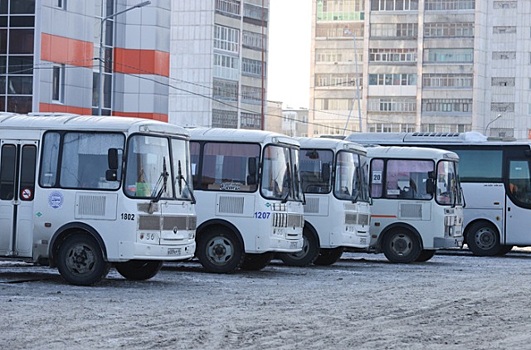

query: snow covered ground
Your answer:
[2,250,531,349]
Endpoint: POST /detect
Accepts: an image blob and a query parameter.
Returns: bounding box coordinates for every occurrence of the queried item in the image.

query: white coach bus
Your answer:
[0,113,196,285]
[364,146,464,263]
[189,128,304,273]
[347,132,531,256]
[277,137,371,266]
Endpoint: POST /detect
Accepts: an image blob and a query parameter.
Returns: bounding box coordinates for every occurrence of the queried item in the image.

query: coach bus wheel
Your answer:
[466,222,501,256]
[240,252,275,271]
[277,228,319,267]
[57,234,109,286]
[115,260,163,281]
[313,247,344,266]
[196,227,243,273]
[415,250,436,263]
[382,229,421,263]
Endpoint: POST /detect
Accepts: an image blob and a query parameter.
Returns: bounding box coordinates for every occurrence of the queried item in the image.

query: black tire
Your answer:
[415,250,436,263]
[466,222,501,256]
[240,252,274,271]
[313,247,344,266]
[277,228,319,267]
[382,228,422,263]
[56,234,109,286]
[496,245,513,256]
[115,260,163,281]
[196,226,243,273]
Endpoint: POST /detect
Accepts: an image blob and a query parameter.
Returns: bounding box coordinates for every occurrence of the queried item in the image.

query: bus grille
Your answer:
[273,213,304,228]
[139,215,197,231]
[218,196,245,214]
[303,197,319,214]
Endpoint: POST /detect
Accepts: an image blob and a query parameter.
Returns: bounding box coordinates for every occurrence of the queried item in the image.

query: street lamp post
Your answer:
[342,28,362,134]
[97,1,151,116]
[484,114,502,136]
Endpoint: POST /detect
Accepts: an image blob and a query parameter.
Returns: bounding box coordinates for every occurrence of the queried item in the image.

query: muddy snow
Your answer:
[1,250,531,350]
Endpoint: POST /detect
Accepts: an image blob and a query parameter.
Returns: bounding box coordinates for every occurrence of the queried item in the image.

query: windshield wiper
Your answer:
[151,157,168,203]
[281,163,291,204]
[177,160,196,204]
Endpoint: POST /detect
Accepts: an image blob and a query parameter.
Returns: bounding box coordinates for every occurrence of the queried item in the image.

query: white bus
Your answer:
[189,128,304,273]
[277,137,371,266]
[364,146,464,263]
[0,113,196,285]
[347,132,531,256]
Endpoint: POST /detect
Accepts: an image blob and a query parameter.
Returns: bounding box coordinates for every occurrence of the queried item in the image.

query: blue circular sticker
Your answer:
[48,191,64,209]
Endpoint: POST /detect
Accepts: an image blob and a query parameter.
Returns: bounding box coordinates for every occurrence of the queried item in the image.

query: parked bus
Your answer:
[189,128,305,273]
[364,146,464,263]
[347,132,531,256]
[277,137,371,266]
[0,113,196,285]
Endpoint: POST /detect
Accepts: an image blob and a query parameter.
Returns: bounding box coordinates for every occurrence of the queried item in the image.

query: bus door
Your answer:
[0,140,38,257]
[505,157,531,245]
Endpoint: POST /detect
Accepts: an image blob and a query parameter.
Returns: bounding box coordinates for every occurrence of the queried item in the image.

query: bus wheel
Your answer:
[240,252,274,271]
[277,228,319,267]
[313,247,344,266]
[415,250,436,262]
[57,234,109,286]
[382,229,421,263]
[466,222,501,256]
[115,260,163,281]
[196,227,243,273]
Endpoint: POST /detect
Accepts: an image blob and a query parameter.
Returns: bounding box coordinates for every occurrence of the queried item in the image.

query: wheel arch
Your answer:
[463,218,500,245]
[303,221,321,247]
[49,222,107,268]
[376,222,424,250]
[196,219,245,251]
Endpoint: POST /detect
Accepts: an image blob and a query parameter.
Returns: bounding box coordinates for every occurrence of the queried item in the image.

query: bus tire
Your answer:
[240,252,274,271]
[313,247,344,266]
[56,234,109,286]
[196,226,243,273]
[115,260,163,281]
[382,228,421,263]
[415,250,436,262]
[466,222,501,256]
[277,228,319,267]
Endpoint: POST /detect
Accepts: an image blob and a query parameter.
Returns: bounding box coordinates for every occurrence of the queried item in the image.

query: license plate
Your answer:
[290,241,298,249]
[168,248,181,255]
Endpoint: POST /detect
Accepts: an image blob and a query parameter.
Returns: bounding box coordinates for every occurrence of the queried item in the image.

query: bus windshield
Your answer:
[334,150,369,202]
[125,135,174,199]
[171,138,194,201]
[436,160,462,206]
[261,145,303,202]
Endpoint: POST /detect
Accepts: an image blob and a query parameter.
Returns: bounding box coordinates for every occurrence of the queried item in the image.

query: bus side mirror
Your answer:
[426,178,435,195]
[247,157,258,185]
[322,163,331,183]
[106,148,119,181]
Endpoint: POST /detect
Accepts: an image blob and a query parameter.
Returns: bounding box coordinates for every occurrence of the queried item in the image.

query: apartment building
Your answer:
[309,0,531,140]
[1,0,169,120]
[169,0,269,129]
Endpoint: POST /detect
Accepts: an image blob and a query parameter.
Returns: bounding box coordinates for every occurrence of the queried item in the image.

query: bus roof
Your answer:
[297,137,367,155]
[187,127,300,147]
[0,114,189,138]
[346,132,527,146]
[366,146,459,161]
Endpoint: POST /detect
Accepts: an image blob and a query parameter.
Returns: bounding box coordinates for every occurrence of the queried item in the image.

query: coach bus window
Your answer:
[455,150,502,182]
[0,144,15,200]
[508,160,531,205]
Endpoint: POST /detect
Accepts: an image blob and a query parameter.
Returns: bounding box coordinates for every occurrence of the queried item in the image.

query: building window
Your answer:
[315,73,361,87]
[424,23,474,37]
[368,73,417,86]
[422,99,473,113]
[368,98,416,112]
[492,51,516,60]
[493,26,516,34]
[213,78,238,102]
[57,0,66,9]
[52,65,65,103]
[423,74,473,88]
[243,3,268,26]
[241,85,262,105]
[241,112,261,129]
[215,0,240,17]
[212,109,238,128]
[214,25,239,54]
[424,49,474,63]
[370,0,419,11]
[425,0,475,11]
[370,23,417,38]
[318,0,365,20]
[242,58,264,77]
[491,77,515,87]
[491,102,515,112]
[493,1,517,9]
[369,48,417,63]
[242,30,266,51]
